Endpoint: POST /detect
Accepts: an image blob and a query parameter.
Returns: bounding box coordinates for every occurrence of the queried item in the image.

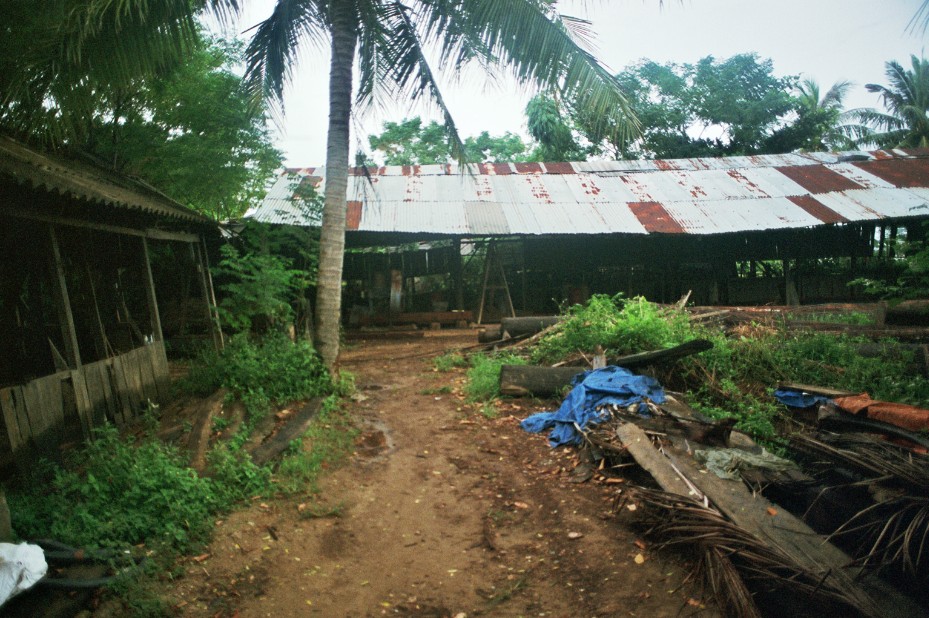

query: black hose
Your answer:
[31,539,146,590]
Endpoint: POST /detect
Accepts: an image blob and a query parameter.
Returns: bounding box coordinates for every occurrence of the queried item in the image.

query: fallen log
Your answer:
[499,339,713,397]
[477,326,502,343]
[248,398,323,466]
[499,316,561,337]
[499,365,583,397]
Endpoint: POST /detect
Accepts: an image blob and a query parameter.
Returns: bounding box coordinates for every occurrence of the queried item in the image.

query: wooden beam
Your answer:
[0,207,203,243]
[193,241,224,351]
[48,226,81,369]
[141,237,164,343]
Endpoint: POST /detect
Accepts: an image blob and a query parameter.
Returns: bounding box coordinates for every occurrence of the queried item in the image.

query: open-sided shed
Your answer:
[0,136,222,471]
[247,149,929,317]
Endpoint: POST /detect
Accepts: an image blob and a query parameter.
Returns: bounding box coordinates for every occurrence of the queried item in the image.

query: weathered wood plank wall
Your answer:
[0,341,167,468]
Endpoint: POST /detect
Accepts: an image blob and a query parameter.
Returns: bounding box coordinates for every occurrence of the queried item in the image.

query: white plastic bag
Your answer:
[0,542,47,606]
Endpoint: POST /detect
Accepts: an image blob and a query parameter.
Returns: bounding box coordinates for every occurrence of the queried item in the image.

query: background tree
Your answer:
[853,56,929,149]
[0,3,281,220]
[243,0,636,371]
[765,78,855,153]
[367,117,532,165]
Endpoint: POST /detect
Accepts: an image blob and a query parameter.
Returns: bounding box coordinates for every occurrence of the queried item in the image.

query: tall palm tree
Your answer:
[240,1,636,371]
[854,56,929,149]
[3,1,636,372]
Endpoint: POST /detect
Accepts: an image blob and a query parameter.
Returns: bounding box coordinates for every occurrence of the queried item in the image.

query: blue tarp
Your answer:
[773,388,832,409]
[520,366,666,447]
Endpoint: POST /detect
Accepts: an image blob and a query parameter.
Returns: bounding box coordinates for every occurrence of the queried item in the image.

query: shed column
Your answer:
[141,237,164,343]
[451,237,464,311]
[192,240,224,351]
[48,225,81,368]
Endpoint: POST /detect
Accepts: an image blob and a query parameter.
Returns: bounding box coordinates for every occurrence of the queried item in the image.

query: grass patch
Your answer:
[465,353,527,403]
[434,351,468,372]
[275,394,359,494]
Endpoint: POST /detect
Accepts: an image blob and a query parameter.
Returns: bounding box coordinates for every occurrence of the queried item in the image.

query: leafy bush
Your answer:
[214,244,307,334]
[465,353,527,402]
[182,333,331,412]
[532,294,690,364]
[8,426,223,551]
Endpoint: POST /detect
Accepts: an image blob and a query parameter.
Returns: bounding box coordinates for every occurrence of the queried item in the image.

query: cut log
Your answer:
[499,365,583,397]
[499,316,561,337]
[477,326,502,343]
[499,340,713,397]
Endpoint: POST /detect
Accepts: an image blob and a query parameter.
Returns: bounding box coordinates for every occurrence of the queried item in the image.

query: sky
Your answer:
[219,0,928,165]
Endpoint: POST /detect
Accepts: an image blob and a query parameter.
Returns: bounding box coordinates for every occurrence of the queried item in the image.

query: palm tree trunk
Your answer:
[314,3,357,373]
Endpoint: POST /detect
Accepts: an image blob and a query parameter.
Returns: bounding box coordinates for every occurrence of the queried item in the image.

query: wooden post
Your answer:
[193,241,224,351]
[141,237,164,343]
[48,226,81,369]
[451,237,464,311]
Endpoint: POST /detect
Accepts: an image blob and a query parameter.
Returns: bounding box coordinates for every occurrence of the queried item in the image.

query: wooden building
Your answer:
[0,137,221,471]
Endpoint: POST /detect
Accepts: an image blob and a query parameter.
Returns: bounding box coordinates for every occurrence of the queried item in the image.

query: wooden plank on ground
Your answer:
[248,398,324,466]
[615,423,695,498]
[776,382,859,398]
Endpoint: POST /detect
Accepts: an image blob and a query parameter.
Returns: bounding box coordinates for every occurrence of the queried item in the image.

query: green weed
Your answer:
[434,351,468,372]
[465,353,527,403]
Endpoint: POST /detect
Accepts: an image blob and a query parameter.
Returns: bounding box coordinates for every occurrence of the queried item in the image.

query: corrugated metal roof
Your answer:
[245,149,929,236]
[0,136,212,225]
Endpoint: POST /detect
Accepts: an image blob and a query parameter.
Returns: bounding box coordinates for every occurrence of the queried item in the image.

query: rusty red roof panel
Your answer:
[787,195,849,224]
[628,201,685,234]
[774,165,864,194]
[490,162,513,175]
[514,162,543,174]
[544,162,576,175]
[346,200,363,230]
[852,158,929,188]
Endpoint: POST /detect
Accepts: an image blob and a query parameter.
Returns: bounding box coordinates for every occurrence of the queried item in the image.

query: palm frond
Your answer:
[243,0,328,106]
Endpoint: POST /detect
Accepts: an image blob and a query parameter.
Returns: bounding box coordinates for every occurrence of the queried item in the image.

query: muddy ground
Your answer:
[162,330,712,618]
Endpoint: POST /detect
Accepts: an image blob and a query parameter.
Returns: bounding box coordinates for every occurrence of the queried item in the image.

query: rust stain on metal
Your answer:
[346,200,363,230]
[654,159,675,171]
[402,165,412,176]
[629,201,685,234]
[852,159,929,188]
[581,178,601,196]
[544,162,575,174]
[787,195,848,224]
[620,175,653,201]
[474,175,494,198]
[525,178,552,203]
[775,165,863,194]
[726,169,766,196]
[901,148,929,158]
[491,162,513,175]
[514,162,543,174]
[872,150,894,160]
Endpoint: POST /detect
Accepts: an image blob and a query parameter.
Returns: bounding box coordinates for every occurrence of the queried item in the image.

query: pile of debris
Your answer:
[497,308,929,617]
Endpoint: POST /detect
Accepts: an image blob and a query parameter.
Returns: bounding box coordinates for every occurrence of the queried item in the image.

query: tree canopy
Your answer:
[367,117,529,165]
[853,56,929,149]
[0,3,281,220]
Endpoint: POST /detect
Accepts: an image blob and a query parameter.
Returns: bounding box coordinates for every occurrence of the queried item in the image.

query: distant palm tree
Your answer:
[794,78,855,151]
[854,56,929,149]
[3,1,637,372]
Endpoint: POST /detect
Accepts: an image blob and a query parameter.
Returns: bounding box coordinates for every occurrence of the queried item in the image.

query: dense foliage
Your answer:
[1,5,281,220]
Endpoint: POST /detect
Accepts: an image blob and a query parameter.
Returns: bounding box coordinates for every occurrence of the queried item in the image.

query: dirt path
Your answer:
[170,330,711,617]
